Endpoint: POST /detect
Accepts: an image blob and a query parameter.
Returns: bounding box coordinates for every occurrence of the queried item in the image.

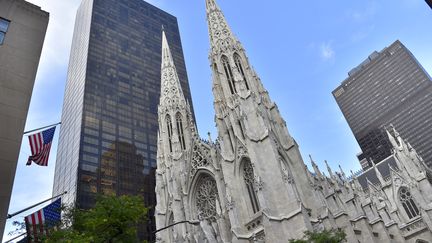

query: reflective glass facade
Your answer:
[52,0,192,240]
[333,40,432,170]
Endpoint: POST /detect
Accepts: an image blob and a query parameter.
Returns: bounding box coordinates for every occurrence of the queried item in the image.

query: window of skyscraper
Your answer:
[0,17,10,45]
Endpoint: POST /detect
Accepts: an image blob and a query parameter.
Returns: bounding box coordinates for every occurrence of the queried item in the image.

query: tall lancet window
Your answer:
[176,113,186,150]
[399,187,420,219]
[234,53,249,90]
[243,159,260,214]
[166,114,173,152]
[168,213,174,243]
[221,55,236,94]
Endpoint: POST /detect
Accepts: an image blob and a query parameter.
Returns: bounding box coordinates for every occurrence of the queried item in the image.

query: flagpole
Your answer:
[7,191,67,219]
[23,122,61,135]
[3,232,27,243]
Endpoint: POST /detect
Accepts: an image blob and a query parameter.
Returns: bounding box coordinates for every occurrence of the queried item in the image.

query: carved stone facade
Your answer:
[154,0,432,242]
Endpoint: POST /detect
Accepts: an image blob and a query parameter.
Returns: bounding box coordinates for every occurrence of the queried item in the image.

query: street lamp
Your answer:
[153,220,200,234]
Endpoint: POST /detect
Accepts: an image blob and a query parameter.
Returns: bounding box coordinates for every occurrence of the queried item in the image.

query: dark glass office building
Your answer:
[52,0,193,240]
[333,40,432,170]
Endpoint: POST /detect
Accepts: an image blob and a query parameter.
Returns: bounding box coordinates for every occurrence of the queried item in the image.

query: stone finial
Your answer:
[309,155,323,178]
[339,165,347,180]
[325,160,334,179]
[384,124,403,148]
[208,132,213,143]
[372,162,386,186]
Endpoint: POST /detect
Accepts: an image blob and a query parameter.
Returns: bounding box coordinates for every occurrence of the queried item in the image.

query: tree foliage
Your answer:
[44,195,149,243]
[289,229,346,243]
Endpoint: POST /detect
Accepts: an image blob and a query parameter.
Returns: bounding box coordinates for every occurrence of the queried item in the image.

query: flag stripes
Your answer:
[24,198,61,242]
[26,127,56,166]
[29,133,43,155]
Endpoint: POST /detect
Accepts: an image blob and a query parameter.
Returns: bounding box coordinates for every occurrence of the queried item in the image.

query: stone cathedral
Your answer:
[154,0,432,242]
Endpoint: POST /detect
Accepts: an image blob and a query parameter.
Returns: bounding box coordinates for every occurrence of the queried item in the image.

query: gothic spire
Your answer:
[205,0,238,51]
[158,30,193,155]
[159,29,186,107]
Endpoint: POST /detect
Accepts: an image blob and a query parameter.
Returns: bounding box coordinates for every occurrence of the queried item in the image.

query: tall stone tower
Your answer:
[205,0,319,240]
[155,30,200,242]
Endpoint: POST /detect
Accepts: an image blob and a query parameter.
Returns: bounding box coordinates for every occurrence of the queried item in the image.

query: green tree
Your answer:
[289,229,346,243]
[44,194,149,243]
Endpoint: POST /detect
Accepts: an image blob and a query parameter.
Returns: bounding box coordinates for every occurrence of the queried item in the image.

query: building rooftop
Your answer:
[333,40,404,95]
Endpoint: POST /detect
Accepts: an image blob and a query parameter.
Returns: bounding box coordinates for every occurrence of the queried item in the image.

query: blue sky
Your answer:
[3,0,432,241]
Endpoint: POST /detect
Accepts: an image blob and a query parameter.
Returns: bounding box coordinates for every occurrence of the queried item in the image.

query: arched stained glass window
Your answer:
[243,160,260,213]
[176,113,186,150]
[399,187,420,219]
[221,55,236,94]
[166,114,173,152]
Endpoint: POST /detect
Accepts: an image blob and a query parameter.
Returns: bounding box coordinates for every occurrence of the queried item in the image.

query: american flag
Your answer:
[27,127,56,166]
[24,198,61,242]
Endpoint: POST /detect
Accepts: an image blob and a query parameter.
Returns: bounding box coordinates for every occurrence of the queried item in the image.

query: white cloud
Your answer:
[24,0,80,83]
[349,1,378,23]
[320,42,335,61]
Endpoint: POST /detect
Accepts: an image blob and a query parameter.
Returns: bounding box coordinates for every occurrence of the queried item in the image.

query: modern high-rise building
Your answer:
[52,0,192,240]
[426,0,432,9]
[0,0,49,240]
[333,40,432,170]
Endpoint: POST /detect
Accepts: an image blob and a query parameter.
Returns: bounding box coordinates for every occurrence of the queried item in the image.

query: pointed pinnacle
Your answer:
[205,0,218,12]
[309,155,315,164]
[161,30,174,67]
[325,160,334,178]
[325,160,331,170]
[366,178,374,187]
[159,30,187,108]
[207,132,213,143]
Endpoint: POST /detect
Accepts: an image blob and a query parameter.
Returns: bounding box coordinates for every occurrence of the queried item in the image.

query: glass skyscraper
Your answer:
[52,0,192,240]
[333,40,432,170]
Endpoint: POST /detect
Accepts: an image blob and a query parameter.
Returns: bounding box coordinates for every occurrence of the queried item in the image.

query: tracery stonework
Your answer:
[155,0,432,242]
[191,145,209,177]
[196,175,219,221]
[243,161,255,185]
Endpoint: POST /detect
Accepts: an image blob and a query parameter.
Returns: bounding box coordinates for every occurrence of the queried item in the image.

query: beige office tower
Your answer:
[0,0,48,240]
